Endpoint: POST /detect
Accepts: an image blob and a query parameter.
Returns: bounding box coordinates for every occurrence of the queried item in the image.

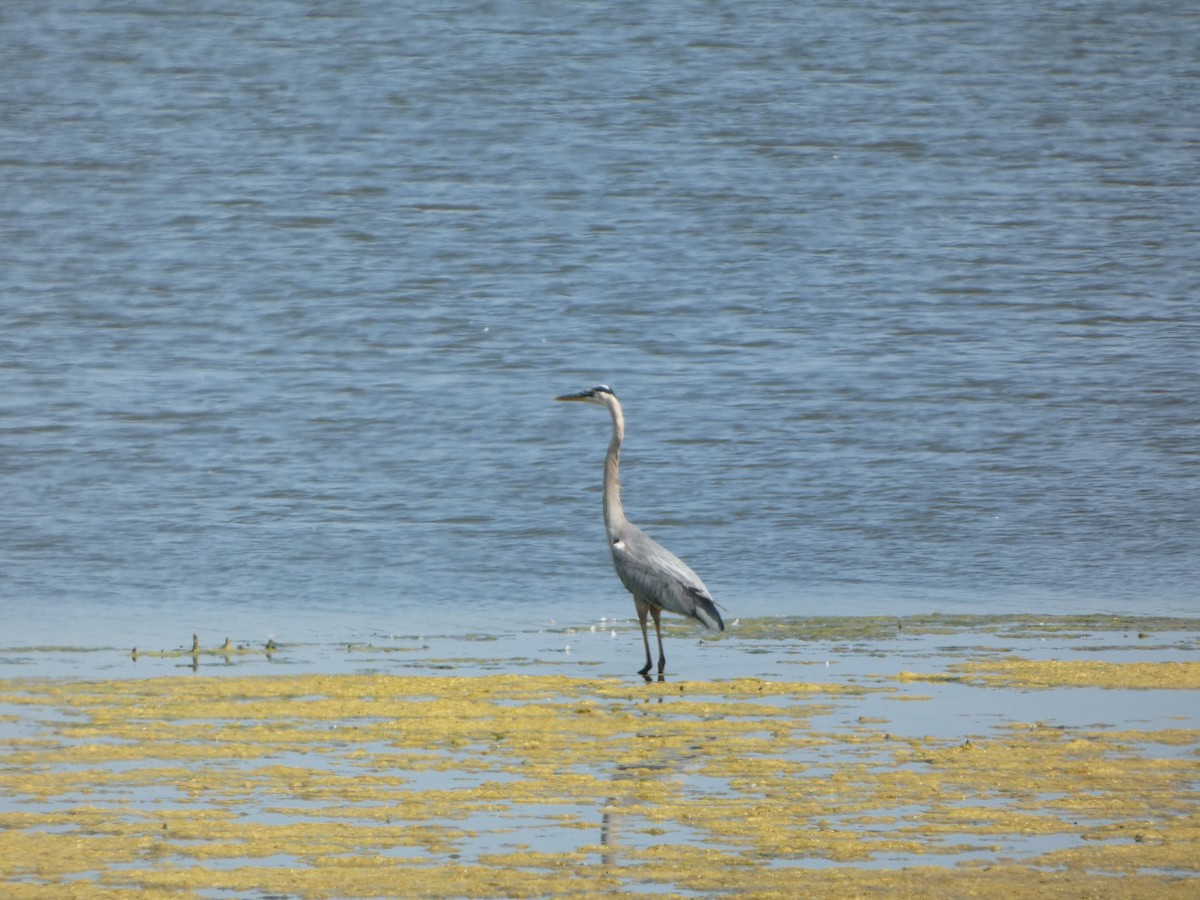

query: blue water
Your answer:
[2,1,1197,651]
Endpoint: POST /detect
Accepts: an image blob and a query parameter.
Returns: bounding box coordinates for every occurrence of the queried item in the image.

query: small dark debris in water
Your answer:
[191,634,200,653]
[266,639,277,651]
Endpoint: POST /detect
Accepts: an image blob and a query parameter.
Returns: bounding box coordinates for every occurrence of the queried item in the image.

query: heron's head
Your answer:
[555,385,616,406]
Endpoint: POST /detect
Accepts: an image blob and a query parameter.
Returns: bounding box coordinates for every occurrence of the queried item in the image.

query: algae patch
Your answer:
[953,659,1200,690]
[1,658,1198,899]
[731,613,1200,644]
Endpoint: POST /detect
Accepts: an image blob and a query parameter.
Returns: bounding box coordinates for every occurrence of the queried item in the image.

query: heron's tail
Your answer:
[686,587,724,632]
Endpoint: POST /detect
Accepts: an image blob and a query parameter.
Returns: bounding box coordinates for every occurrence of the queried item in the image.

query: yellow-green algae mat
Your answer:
[1,619,1198,898]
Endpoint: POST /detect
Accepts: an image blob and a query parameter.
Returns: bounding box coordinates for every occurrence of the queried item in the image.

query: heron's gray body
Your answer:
[556,385,723,676]
[608,522,723,632]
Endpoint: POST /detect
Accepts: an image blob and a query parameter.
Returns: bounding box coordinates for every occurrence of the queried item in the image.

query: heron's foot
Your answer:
[638,661,652,677]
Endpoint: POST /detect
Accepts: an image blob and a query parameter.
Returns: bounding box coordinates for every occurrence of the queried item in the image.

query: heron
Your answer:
[556,385,724,676]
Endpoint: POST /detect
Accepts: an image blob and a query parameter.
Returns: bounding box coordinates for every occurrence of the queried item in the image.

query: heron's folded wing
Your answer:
[611,532,722,630]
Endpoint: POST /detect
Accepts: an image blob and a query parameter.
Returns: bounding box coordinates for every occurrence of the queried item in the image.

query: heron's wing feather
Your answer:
[611,528,723,631]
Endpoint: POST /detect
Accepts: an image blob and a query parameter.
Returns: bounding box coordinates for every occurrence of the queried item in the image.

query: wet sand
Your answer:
[1,615,1197,898]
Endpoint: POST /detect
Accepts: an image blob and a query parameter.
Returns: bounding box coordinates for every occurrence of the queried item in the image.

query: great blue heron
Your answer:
[556,385,724,676]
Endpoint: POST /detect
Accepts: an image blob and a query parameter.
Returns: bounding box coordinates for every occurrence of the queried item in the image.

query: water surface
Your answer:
[2,1,1197,650]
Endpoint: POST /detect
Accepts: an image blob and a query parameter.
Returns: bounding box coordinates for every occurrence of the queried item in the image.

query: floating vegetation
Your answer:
[948,658,1200,690]
[128,634,282,665]
[1,617,1198,900]
[730,613,1200,643]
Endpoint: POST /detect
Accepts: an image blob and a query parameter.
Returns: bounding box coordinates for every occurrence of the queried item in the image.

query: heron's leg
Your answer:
[635,596,653,677]
[651,606,666,674]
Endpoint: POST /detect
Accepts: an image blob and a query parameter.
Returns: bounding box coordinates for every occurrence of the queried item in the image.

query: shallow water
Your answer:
[2,2,1198,651]
[1,617,1197,897]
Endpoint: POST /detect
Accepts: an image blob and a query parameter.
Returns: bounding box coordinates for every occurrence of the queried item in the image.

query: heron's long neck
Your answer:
[603,400,627,534]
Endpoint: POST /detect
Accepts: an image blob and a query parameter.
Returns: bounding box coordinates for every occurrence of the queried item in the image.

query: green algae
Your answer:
[0,681,1196,897]
[954,659,1200,690]
[1,617,1198,898]
[896,659,1200,691]
[733,613,1200,642]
